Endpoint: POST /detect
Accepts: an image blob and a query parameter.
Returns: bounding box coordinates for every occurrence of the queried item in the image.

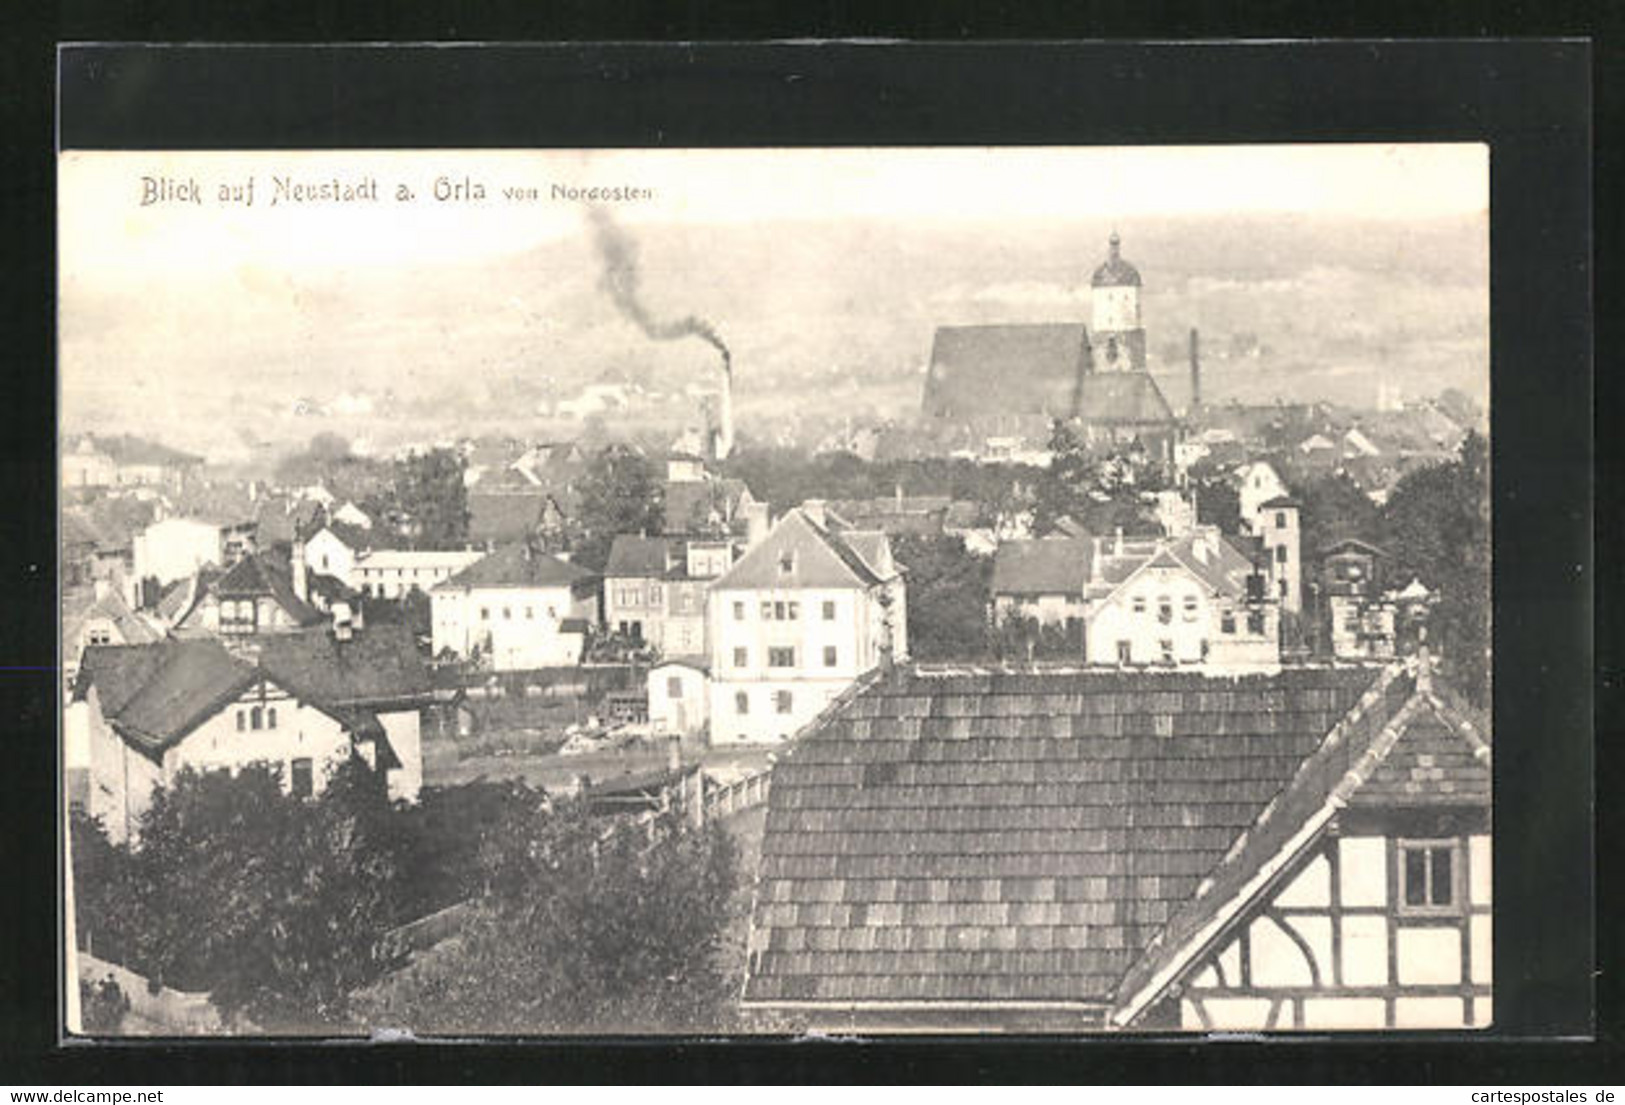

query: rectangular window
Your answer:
[1182,595,1198,622]
[1159,639,1175,664]
[503,607,512,620]
[1276,545,1288,563]
[267,707,277,730]
[733,601,745,621]
[778,553,795,575]
[1157,598,1173,625]
[650,585,663,604]
[822,600,836,620]
[733,647,748,668]
[768,647,796,668]
[526,607,534,620]
[667,676,683,697]
[1247,611,1266,635]
[481,607,490,620]
[87,627,113,646]
[250,706,263,731]
[236,709,246,732]
[1275,512,1286,529]
[1221,611,1236,634]
[1399,840,1460,914]
[290,757,314,799]
[1116,641,1132,665]
[1132,596,1146,615]
[787,601,800,620]
[735,691,749,715]
[774,690,793,714]
[823,645,838,667]
[760,601,773,620]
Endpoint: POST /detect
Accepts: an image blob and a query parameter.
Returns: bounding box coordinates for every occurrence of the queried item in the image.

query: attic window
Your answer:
[778,552,795,575]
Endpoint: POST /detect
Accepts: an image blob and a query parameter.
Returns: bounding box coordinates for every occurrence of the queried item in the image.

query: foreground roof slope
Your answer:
[745,663,1382,1008]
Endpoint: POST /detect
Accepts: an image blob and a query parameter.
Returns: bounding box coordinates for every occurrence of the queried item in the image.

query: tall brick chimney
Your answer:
[1188,328,1202,415]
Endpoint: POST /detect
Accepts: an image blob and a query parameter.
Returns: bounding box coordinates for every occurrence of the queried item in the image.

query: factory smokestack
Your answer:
[587,208,733,459]
[1188,327,1202,415]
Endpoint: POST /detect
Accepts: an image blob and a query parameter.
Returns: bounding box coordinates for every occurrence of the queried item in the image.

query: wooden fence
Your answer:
[704,766,772,821]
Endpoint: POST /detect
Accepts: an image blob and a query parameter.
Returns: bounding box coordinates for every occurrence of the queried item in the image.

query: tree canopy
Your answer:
[892,534,993,662]
[368,448,470,549]
[571,446,664,572]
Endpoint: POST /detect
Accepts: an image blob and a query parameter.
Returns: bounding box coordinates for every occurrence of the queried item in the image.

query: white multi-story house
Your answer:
[132,516,234,590]
[706,506,906,744]
[68,619,430,842]
[302,522,371,587]
[355,549,485,599]
[430,543,598,670]
[1235,460,1291,535]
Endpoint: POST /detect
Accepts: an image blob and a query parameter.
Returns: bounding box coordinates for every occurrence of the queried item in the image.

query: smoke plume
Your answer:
[587,207,730,374]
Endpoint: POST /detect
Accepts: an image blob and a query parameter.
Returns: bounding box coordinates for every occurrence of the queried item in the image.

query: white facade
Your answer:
[431,584,594,670]
[83,678,422,844]
[356,550,484,599]
[1177,832,1492,1031]
[1092,284,1140,335]
[649,661,710,737]
[706,585,904,744]
[1261,503,1303,614]
[1236,462,1290,535]
[1086,560,1277,670]
[303,527,361,586]
[133,517,225,586]
[332,501,372,529]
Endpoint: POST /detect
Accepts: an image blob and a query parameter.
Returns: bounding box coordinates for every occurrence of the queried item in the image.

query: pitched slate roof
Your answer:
[922,324,1092,423]
[714,510,892,593]
[1111,660,1490,1024]
[438,544,596,591]
[990,538,1092,597]
[744,663,1383,1009]
[75,640,257,755]
[255,624,432,708]
[61,585,162,650]
[77,625,431,759]
[604,535,678,579]
[212,553,322,624]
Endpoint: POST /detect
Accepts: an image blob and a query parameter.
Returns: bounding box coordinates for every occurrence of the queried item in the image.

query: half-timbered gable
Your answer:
[1112,662,1491,1031]
[741,654,1489,1033]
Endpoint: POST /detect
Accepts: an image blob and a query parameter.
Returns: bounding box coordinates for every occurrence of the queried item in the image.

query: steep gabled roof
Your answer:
[74,639,258,756]
[744,663,1384,1010]
[256,624,432,708]
[1111,660,1489,1025]
[438,544,595,591]
[713,509,890,592]
[210,553,323,626]
[468,491,552,546]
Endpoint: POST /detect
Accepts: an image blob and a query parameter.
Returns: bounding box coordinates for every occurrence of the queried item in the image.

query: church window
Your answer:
[251,706,263,731]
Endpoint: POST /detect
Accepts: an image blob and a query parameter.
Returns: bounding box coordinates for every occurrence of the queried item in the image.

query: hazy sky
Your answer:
[60,144,1487,279]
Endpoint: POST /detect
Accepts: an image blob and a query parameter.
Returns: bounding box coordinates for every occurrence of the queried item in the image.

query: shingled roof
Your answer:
[743,663,1384,1013]
[990,537,1092,596]
[438,543,595,591]
[1075,373,1176,426]
[713,510,894,592]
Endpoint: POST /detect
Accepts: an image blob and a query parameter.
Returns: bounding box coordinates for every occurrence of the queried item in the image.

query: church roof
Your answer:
[1090,232,1142,288]
[1075,372,1176,425]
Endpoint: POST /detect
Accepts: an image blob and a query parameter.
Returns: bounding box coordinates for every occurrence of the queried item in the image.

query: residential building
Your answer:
[706,506,906,745]
[170,551,323,638]
[604,534,734,659]
[1259,496,1303,615]
[302,521,373,588]
[1320,537,1398,660]
[1234,460,1291,535]
[132,516,239,590]
[61,433,202,492]
[354,549,485,600]
[430,543,598,670]
[990,528,1279,671]
[648,659,709,738]
[69,621,432,842]
[742,655,1490,1032]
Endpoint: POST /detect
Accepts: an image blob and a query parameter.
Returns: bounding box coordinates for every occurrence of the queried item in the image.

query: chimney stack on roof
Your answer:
[291,539,308,604]
[1114,526,1124,556]
[1188,327,1202,415]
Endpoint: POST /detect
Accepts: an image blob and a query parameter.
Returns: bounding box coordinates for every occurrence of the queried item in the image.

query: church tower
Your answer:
[1090,231,1147,373]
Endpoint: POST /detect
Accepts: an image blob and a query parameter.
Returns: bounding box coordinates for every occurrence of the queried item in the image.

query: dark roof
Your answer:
[440,544,596,591]
[990,538,1091,596]
[1113,664,1489,1023]
[75,639,256,755]
[255,623,432,707]
[1258,495,1301,510]
[922,325,1091,422]
[663,478,752,536]
[744,663,1383,1008]
[1075,373,1176,426]
[1319,536,1388,558]
[1090,233,1142,288]
[305,570,356,605]
[604,535,678,578]
[211,553,323,625]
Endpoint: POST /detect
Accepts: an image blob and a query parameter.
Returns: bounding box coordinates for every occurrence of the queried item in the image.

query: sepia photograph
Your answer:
[58,144,1492,1037]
